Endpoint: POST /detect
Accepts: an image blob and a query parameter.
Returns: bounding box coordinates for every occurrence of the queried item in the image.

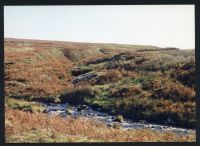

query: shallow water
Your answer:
[43,103,194,136]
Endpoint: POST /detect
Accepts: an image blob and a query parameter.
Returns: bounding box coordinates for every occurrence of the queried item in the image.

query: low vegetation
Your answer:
[5,108,195,142]
[59,50,195,128]
[4,38,196,142]
[5,97,45,113]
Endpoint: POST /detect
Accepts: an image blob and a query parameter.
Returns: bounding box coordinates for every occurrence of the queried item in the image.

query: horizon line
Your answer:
[4,37,194,50]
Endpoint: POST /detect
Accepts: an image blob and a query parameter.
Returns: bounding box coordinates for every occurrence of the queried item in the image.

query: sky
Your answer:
[4,5,195,49]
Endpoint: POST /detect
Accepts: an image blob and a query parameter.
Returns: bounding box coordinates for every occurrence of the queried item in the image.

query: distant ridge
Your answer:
[4,38,162,49]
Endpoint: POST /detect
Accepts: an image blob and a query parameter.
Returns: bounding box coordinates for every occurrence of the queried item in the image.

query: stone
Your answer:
[72,72,97,84]
[54,98,61,104]
[114,115,124,122]
[66,109,73,115]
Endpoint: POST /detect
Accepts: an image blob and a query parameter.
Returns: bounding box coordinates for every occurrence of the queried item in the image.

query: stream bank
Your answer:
[42,103,194,136]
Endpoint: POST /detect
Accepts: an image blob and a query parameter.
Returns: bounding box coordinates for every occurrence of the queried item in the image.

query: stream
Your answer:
[43,103,194,136]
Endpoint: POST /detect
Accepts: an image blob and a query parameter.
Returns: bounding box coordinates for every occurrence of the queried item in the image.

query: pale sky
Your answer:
[4,5,195,49]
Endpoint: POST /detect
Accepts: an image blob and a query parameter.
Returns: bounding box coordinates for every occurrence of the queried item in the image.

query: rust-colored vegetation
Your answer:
[5,108,195,142]
[5,39,74,99]
[4,38,196,142]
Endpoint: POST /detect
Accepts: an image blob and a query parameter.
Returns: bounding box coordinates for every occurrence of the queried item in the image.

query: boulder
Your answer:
[114,115,124,122]
[72,72,97,84]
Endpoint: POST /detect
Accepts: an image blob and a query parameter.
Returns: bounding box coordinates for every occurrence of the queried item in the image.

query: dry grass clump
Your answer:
[5,108,195,142]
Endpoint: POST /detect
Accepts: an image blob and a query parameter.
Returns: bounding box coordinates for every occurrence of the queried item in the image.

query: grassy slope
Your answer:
[4,38,162,98]
[60,49,195,128]
[4,38,196,142]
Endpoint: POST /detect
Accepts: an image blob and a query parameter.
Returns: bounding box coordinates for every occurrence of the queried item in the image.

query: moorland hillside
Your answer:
[4,38,196,142]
